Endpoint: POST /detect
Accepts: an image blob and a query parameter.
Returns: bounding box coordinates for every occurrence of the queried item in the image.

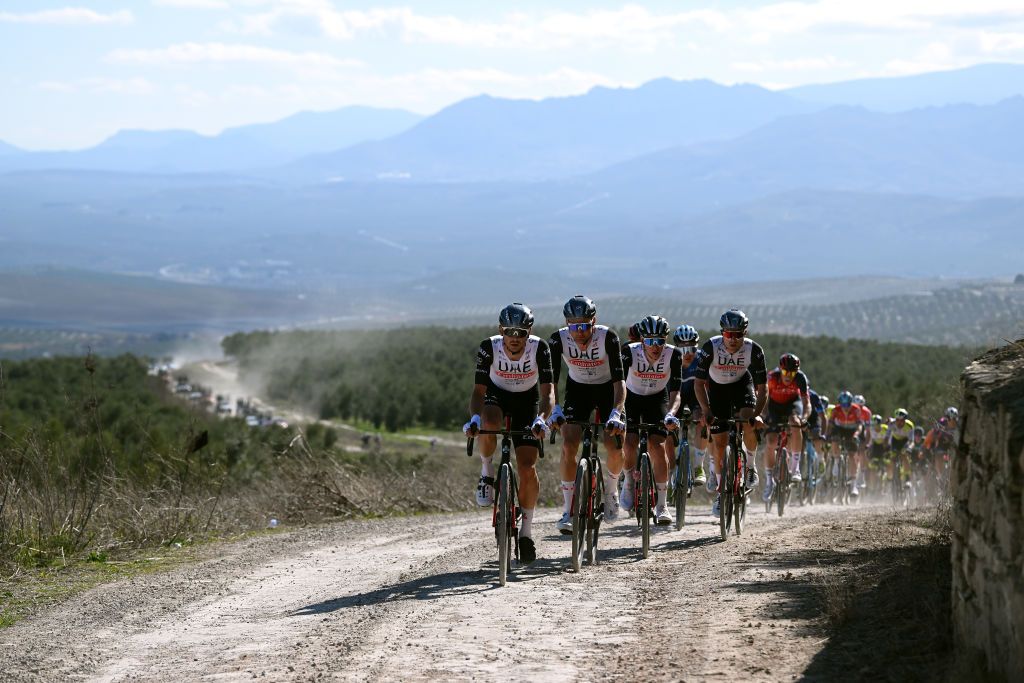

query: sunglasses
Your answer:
[567,322,592,333]
[680,345,697,353]
[642,337,666,346]
[502,327,529,338]
[722,330,745,340]
[781,370,797,378]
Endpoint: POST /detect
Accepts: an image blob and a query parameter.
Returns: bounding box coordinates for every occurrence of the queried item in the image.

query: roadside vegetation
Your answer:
[223,326,975,432]
[0,327,976,626]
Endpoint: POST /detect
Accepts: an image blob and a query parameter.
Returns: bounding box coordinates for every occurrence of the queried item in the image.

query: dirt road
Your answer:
[0,499,932,682]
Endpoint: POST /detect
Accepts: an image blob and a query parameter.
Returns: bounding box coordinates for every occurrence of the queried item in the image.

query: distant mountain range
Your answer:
[282,79,818,182]
[4,63,1024,181]
[785,63,1024,112]
[0,106,422,173]
[578,97,1024,216]
[3,62,1024,349]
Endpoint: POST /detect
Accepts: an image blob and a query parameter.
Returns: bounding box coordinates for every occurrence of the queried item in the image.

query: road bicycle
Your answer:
[670,407,694,530]
[798,428,816,507]
[629,423,670,559]
[467,417,544,586]
[715,416,749,541]
[764,420,798,517]
[549,414,621,571]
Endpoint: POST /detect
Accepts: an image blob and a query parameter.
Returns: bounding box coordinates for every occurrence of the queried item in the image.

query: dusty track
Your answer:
[0,498,922,682]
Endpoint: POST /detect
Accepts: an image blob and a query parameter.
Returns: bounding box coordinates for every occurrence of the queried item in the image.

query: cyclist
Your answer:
[865,414,889,492]
[464,302,554,564]
[852,394,872,491]
[924,416,956,492]
[887,408,915,488]
[826,390,864,497]
[807,392,828,476]
[694,309,768,518]
[547,295,627,532]
[619,315,683,526]
[944,406,960,442]
[761,353,810,503]
[674,324,708,487]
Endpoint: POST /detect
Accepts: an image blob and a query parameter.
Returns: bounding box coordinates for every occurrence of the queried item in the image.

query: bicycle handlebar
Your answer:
[466,429,546,458]
[548,419,624,449]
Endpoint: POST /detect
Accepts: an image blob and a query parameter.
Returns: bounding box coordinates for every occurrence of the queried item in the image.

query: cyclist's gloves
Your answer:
[531,415,550,437]
[605,409,626,432]
[663,413,680,430]
[547,404,565,428]
[463,414,481,436]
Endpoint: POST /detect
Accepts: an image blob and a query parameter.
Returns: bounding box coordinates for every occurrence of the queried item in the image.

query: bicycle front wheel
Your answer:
[588,458,603,566]
[721,446,734,541]
[777,448,789,518]
[571,458,590,572]
[639,452,652,558]
[497,464,513,587]
[674,446,689,531]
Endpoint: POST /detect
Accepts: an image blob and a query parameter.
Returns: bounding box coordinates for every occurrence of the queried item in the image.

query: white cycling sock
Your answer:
[560,480,574,513]
[764,466,773,479]
[603,468,620,493]
[790,452,801,472]
[695,448,706,466]
[656,483,667,509]
[622,468,635,487]
[480,455,494,478]
[520,507,534,537]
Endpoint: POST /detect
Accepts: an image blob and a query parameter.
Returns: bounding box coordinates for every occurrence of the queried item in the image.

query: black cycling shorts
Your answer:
[830,426,858,455]
[707,377,756,435]
[890,437,909,453]
[563,378,615,425]
[625,390,668,437]
[484,381,540,449]
[869,441,888,461]
[764,399,803,433]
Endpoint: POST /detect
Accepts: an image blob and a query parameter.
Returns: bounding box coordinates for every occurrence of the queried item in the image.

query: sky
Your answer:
[3,0,1024,150]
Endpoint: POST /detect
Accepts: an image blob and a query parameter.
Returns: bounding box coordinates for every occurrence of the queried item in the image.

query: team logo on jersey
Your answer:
[566,339,605,369]
[635,358,667,379]
[496,358,535,379]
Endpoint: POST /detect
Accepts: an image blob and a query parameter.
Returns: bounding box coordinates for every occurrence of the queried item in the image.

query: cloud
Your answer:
[153,0,229,8]
[217,1,1024,49]
[223,3,729,49]
[38,77,155,94]
[732,56,855,73]
[0,8,133,25]
[979,31,1024,54]
[106,42,362,69]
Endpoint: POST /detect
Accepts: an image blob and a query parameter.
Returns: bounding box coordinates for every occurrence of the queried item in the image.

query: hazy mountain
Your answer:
[0,140,23,156]
[283,79,820,182]
[581,97,1024,215]
[786,63,1024,112]
[0,106,422,173]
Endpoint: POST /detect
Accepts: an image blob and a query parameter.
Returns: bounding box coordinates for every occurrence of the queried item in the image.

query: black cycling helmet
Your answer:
[779,353,800,371]
[637,315,670,338]
[563,294,596,320]
[498,302,534,328]
[720,308,749,332]
[673,324,699,345]
[627,323,641,343]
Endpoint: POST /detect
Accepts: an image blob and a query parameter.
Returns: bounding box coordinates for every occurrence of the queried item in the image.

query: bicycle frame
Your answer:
[466,418,544,586]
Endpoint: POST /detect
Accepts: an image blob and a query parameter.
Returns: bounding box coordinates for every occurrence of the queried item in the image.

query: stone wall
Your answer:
[952,340,1024,678]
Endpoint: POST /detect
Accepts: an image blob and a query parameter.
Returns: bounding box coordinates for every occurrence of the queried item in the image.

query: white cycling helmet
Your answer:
[945,406,959,421]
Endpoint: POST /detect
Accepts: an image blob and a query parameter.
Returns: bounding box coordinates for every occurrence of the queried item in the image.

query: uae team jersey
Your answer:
[622,343,683,396]
[694,336,768,385]
[474,335,554,392]
[548,325,624,386]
